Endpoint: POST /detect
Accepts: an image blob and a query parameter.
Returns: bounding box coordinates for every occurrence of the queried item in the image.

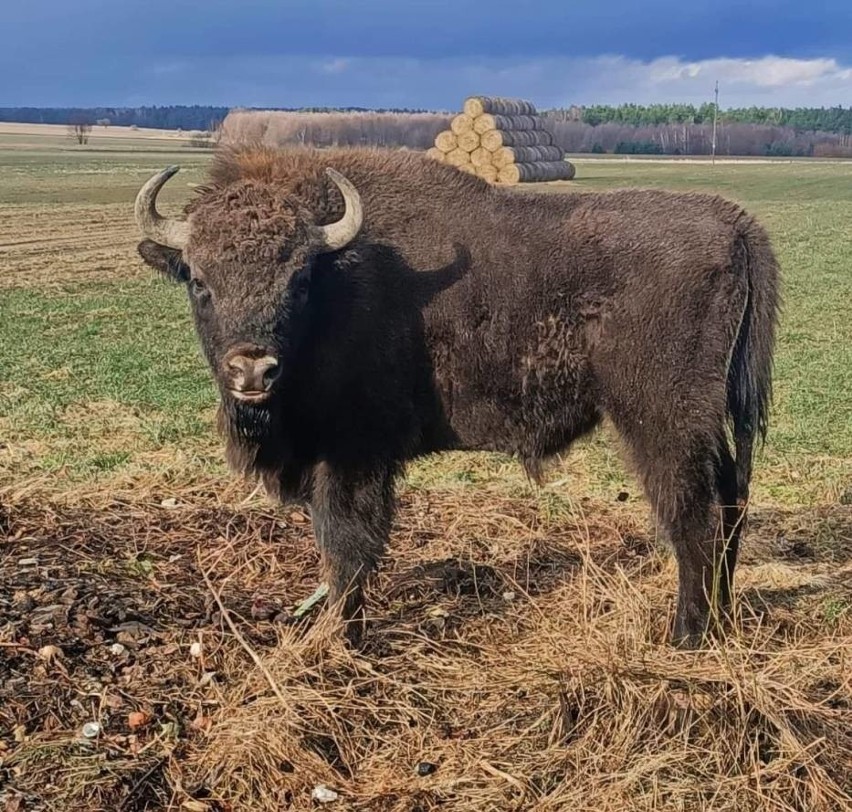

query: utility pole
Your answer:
[711,80,719,165]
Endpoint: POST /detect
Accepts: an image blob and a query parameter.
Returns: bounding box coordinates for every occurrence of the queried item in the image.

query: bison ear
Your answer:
[136,239,189,284]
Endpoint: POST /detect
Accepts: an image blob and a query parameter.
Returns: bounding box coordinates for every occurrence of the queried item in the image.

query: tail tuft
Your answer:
[726,220,781,500]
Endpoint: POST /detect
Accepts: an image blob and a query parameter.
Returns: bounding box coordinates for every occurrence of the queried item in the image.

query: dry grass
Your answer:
[2,487,850,811]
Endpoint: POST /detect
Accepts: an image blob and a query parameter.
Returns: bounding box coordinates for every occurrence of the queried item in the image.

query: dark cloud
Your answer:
[1,0,850,105]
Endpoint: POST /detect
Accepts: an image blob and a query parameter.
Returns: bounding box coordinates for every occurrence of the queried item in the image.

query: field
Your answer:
[1,132,851,811]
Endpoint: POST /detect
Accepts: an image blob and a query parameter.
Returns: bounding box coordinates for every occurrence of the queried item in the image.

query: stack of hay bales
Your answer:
[427,96,575,185]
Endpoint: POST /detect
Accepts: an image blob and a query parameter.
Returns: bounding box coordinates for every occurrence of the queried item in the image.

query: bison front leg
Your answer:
[309,462,396,644]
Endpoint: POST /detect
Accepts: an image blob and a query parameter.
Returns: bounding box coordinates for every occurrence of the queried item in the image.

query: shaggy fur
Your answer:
[136,145,781,647]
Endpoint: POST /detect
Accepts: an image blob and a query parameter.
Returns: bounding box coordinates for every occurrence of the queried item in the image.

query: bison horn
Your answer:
[316,168,363,252]
[134,165,190,250]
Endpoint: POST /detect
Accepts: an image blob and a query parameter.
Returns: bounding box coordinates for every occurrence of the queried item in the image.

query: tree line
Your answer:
[3,104,852,157]
[222,109,452,151]
[548,103,852,135]
[3,103,851,135]
[222,109,852,158]
[544,119,852,158]
[0,105,438,131]
[0,106,231,131]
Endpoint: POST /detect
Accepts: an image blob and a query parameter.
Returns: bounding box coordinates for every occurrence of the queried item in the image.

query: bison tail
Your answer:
[726,220,781,501]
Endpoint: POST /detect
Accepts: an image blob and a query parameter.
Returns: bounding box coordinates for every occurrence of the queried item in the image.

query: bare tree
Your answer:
[67,116,93,144]
[208,118,223,144]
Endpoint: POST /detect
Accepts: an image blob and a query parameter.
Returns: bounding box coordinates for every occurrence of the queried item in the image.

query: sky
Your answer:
[2,0,851,109]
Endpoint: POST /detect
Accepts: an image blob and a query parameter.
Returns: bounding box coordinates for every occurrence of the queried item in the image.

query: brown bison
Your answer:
[134,146,780,648]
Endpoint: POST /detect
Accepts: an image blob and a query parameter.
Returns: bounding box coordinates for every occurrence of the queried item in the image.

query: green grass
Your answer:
[0,278,219,480]
[0,150,209,205]
[0,148,850,503]
[0,280,208,405]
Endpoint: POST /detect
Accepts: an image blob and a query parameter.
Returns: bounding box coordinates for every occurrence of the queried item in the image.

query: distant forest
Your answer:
[0,105,432,131]
[3,103,852,157]
[552,103,852,134]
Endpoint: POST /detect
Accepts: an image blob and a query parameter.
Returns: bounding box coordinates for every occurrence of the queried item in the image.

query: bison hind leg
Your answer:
[713,431,747,623]
[613,418,732,648]
[659,450,721,649]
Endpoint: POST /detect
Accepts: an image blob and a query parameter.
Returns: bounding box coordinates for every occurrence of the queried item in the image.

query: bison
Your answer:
[133,146,780,648]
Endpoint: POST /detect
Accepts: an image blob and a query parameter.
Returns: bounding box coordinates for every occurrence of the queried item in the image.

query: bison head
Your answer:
[134,165,362,434]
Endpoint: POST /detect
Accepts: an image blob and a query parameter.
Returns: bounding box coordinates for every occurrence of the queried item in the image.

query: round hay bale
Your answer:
[497,161,575,184]
[520,161,572,182]
[473,114,541,135]
[497,164,522,185]
[491,145,565,168]
[456,130,480,153]
[475,164,499,183]
[457,163,478,175]
[464,96,537,117]
[445,147,472,167]
[426,147,446,163]
[479,128,554,150]
[450,114,475,135]
[435,131,458,152]
[470,146,493,167]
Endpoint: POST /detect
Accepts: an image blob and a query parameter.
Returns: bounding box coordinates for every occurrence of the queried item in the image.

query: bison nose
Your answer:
[222,347,280,402]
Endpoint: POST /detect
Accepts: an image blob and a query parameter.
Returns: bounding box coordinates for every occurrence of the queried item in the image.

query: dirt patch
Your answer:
[0,204,148,289]
[1,495,851,811]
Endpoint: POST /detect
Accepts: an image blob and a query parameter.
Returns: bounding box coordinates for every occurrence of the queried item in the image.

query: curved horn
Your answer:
[316,167,363,252]
[134,165,190,250]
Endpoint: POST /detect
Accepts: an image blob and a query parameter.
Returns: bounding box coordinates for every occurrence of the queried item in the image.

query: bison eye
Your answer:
[189,278,209,300]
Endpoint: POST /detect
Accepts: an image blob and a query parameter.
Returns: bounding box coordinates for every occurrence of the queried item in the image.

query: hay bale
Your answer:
[473,114,541,135]
[480,128,554,151]
[457,163,478,175]
[450,114,475,135]
[445,147,472,167]
[471,147,495,167]
[475,164,499,183]
[491,145,565,168]
[435,131,458,152]
[497,161,576,184]
[426,147,446,163]
[456,131,480,153]
[464,96,537,117]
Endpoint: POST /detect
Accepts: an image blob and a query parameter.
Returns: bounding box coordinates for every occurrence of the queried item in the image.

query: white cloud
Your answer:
[318,58,350,75]
[132,53,852,109]
[598,55,852,103]
[663,56,848,87]
[333,54,852,108]
[441,54,852,107]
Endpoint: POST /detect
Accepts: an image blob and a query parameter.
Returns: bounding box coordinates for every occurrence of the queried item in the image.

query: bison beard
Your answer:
[225,399,276,445]
[133,146,781,650]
